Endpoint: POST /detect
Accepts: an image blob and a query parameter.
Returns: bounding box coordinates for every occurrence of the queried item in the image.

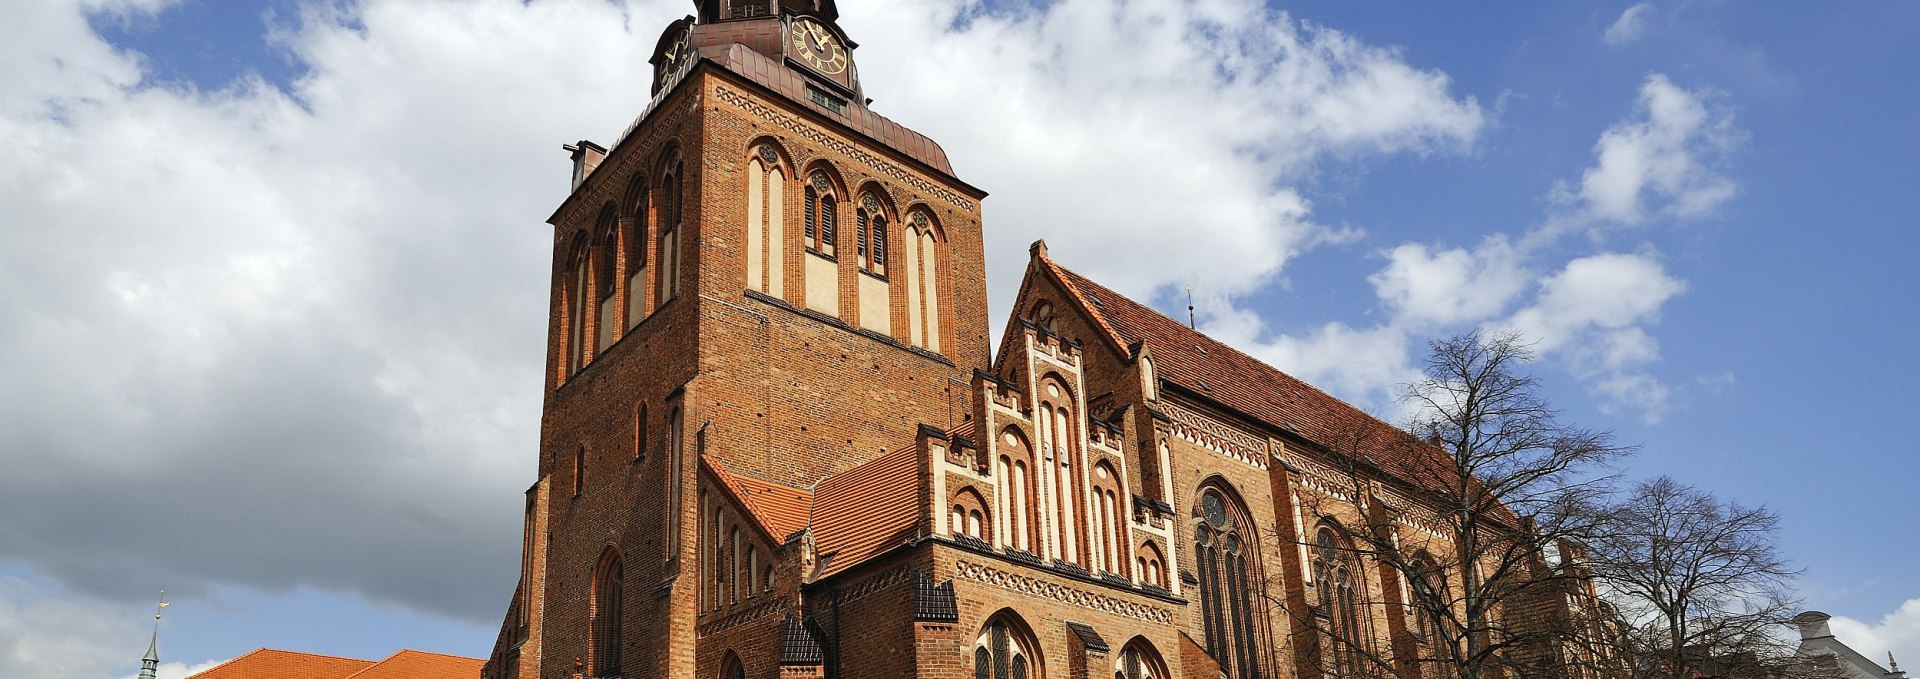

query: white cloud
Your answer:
[1604,3,1654,45]
[0,573,225,679]
[1370,235,1529,327]
[1494,252,1686,421]
[1558,73,1742,228]
[1830,600,1920,675]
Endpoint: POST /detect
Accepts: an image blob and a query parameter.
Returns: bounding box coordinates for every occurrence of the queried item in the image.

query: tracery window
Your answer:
[1195,485,1265,679]
[590,549,623,676]
[1028,300,1055,332]
[804,173,837,257]
[856,193,888,275]
[1315,526,1369,677]
[1113,639,1168,679]
[903,212,942,352]
[973,615,1040,679]
[745,144,786,296]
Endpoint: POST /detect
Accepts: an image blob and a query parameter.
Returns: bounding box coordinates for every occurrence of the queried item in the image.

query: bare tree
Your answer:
[1584,476,1802,679]
[1281,331,1632,679]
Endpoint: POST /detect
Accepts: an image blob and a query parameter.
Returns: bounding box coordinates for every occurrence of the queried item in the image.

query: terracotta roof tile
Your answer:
[809,422,976,578]
[341,650,484,679]
[704,456,815,542]
[188,648,375,679]
[1041,258,1465,500]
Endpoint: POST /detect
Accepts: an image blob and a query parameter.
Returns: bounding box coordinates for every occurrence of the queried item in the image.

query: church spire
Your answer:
[137,592,167,679]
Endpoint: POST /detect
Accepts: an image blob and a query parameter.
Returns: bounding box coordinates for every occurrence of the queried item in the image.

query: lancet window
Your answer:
[596,205,620,351]
[1195,484,1265,679]
[625,180,650,328]
[1114,639,1168,679]
[973,615,1039,679]
[804,172,837,257]
[903,211,942,352]
[1315,525,1369,677]
[656,163,682,306]
[590,549,623,676]
[856,193,888,275]
[996,427,1038,553]
[745,144,786,296]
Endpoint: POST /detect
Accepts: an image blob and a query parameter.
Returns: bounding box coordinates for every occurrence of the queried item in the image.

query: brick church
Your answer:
[480,2,1593,678]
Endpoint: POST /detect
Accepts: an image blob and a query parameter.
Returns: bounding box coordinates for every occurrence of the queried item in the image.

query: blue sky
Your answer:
[2,1,1916,677]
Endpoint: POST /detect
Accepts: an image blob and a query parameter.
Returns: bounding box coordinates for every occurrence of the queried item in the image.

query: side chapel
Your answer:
[480,2,1579,678]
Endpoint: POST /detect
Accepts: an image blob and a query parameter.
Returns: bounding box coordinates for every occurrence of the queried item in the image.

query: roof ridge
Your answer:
[1034,252,1130,355]
[389,649,483,660]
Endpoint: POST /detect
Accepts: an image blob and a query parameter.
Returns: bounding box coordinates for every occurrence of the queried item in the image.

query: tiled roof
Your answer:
[187,648,482,679]
[1065,621,1110,653]
[187,649,375,679]
[704,456,814,543]
[779,614,825,666]
[1039,256,1463,500]
[341,650,484,679]
[809,422,976,578]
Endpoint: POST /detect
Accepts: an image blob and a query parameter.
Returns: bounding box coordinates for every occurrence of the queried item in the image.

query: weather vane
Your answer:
[155,590,169,621]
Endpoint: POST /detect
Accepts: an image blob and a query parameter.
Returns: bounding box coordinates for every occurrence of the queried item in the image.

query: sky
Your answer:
[1,0,1915,677]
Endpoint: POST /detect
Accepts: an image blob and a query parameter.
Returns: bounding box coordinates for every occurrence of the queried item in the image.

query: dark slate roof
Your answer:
[1065,621,1109,654]
[913,572,960,623]
[779,615,824,666]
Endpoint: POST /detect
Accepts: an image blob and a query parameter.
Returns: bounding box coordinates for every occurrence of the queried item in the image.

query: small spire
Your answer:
[1186,285,1195,329]
[138,591,167,679]
[1890,651,1901,672]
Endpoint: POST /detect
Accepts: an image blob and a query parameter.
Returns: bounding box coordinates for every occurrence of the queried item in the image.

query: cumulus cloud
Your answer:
[1370,235,1529,327]
[0,0,1489,669]
[1830,600,1920,674]
[1604,3,1654,45]
[1556,73,1742,228]
[0,574,224,679]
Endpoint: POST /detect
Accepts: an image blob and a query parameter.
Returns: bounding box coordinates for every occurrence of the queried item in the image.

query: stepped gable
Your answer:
[1038,255,1464,501]
[704,455,815,542]
[187,648,375,679]
[809,421,976,579]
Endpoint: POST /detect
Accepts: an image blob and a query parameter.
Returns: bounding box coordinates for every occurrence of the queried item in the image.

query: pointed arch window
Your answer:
[997,427,1037,553]
[973,616,1039,679]
[904,212,942,352]
[596,207,620,352]
[656,166,682,307]
[1195,485,1266,679]
[1114,639,1168,679]
[565,236,590,376]
[804,173,836,257]
[856,193,887,276]
[591,550,624,676]
[745,144,786,296]
[626,182,650,328]
[1315,526,1368,677]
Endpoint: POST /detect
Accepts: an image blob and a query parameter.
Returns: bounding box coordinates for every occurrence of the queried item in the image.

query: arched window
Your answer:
[973,613,1041,679]
[804,172,836,257]
[719,650,745,679]
[856,193,888,275]
[591,549,624,676]
[666,406,683,558]
[596,206,620,352]
[951,487,990,541]
[1113,638,1169,679]
[1315,525,1368,677]
[903,211,942,352]
[565,235,589,376]
[1037,376,1080,565]
[625,180,650,328]
[656,165,682,307]
[1195,484,1266,679]
[1139,355,1157,401]
[1137,541,1167,589]
[997,427,1037,553]
[1091,461,1126,575]
[1409,555,1453,677]
[745,144,786,296]
[633,405,648,462]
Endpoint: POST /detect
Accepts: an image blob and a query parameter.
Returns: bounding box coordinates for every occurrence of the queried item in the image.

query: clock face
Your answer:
[655,26,690,86]
[789,18,848,76]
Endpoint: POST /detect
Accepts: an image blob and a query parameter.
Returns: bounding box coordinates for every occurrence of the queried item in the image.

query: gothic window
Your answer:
[1091,461,1126,575]
[1136,541,1167,589]
[591,549,623,676]
[596,206,620,352]
[1028,300,1055,332]
[1037,376,1081,565]
[1195,484,1265,679]
[666,405,683,559]
[565,235,589,376]
[1139,355,1157,401]
[729,525,743,602]
[1315,526,1369,677]
[903,211,942,352]
[745,144,786,296]
[804,173,836,257]
[719,651,745,679]
[1409,555,1453,677]
[997,427,1037,553]
[625,179,650,328]
[973,614,1040,679]
[1113,639,1168,679]
[656,165,682,307]
[856,193,888,275]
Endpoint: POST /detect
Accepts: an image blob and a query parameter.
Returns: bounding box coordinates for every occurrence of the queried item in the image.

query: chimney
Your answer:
[1793,611,1834,640]
[562,140,608,192]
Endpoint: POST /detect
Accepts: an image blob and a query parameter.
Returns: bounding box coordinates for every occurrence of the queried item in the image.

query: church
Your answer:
[479,2,1587,678]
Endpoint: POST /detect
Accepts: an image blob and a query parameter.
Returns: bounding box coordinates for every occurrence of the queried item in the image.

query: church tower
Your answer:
[485,1,990,677]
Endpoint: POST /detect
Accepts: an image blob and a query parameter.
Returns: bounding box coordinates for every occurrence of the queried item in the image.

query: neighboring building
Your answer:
[186,648,483,679]
[1793,611,1908,679]
[481,1,1602,678]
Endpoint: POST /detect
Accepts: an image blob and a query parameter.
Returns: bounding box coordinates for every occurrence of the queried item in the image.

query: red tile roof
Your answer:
[342,650,484,679]
[1038,255,1463,500]
[704,455,815,542]
[807,422,975,578]
[188,649,374,679]
[187,648,482,679]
